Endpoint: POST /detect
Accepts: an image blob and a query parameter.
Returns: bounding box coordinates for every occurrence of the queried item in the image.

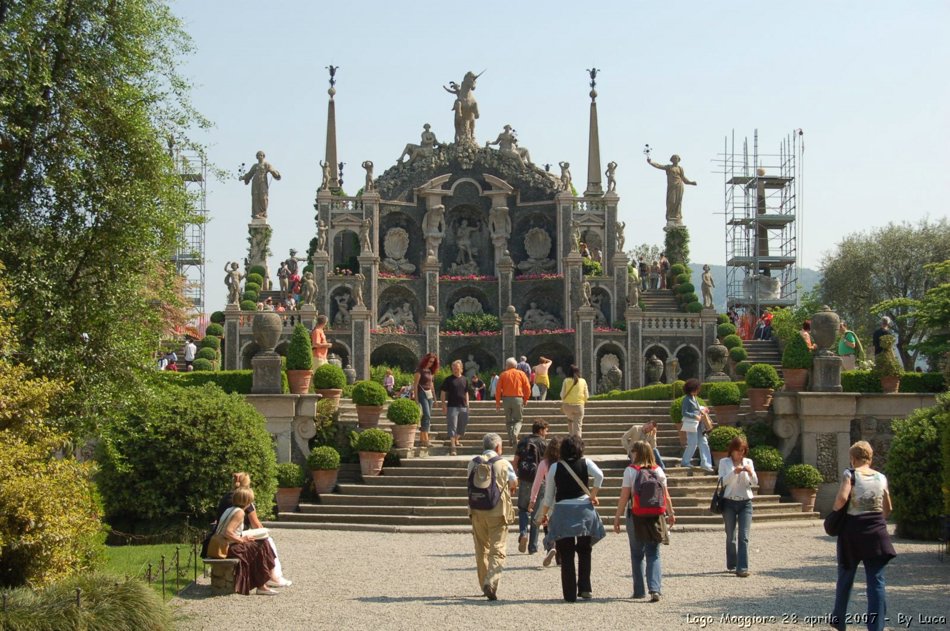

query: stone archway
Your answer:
[371,343,418,373]
[377,285,421,333]
[522,341,574,390]
[675,344,701,381]
[644,344,671,384]
[443,204,490,276]
[595,342,625,393]
[379,211,424,276]
[332,229,360,274]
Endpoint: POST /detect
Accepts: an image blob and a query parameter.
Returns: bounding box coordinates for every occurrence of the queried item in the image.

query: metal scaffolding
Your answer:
[718,129,803,315]
[170,147,208,324]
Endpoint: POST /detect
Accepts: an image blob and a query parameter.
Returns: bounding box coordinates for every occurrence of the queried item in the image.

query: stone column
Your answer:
[298,304,317,331]
[604,192,619,262]
[421,252,440,318]
[563,251,584,329]
[556,191,575,267]
[315,189,333,235]
[625,305,643,389]
[357,254,379,323]
[247,396,297,463]
[575,305,596,388]
[223,304,242,370]
[247,220,272,290]
[501,306,520,361]
[497,252,514,313]
[700,309,719,381]
[312,250,331,316]
[422,305,440,357]
[611,253,629,323]
[350,304,371,380]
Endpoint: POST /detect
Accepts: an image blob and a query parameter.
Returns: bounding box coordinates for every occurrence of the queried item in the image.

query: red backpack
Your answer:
[631,465,666,516]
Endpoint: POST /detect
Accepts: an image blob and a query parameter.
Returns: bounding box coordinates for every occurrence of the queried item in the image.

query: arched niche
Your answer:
[580,228,603,253]
[443,285,494,325]
[595,342,625,393]
[644,344,671,384]
[330,340,351,368]
[379,210,424,275]
[521,341,574,382]
[590,286,612,327]
[446,345,498,377]
[674,344,701,382]
[377,285,420,333]
[332,229,359,274]
[328,285,354,329]
[370,343,418,373]
[511,211,557,270]
[519,285,564,330]
[443,204,490,276]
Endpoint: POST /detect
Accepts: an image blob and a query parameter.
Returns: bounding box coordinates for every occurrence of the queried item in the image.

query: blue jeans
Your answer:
[445,406,468,438]
[417,390,432,432]
[653,447,666,470]
[832,556,888,631]
[681,430,712,468]
[626,513,661,596]
[722,498,753,572]
[517,482,539,553]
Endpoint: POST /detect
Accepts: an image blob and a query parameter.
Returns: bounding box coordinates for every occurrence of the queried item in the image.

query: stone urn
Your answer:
[790,487,818,513]
[810,305,840,355]
[757,471,778,495]
[344,364,357,385]
[706,339,729,377]
[311,469,339,495]
[252,311,282,353]
[645,354,665,385]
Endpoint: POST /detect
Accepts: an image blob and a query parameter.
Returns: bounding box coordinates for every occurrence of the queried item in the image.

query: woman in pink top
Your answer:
[528,437,561,567]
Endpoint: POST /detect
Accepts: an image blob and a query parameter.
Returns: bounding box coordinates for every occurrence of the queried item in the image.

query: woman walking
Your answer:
[533,356,553,401]
[411,352,439,447]
[719,435,757,577]
[559,364,589,437]
[831,441,896,631]
[538,435,605,602]
[679,378,713,472]
[528,436,562,567]
[613,441,674,602]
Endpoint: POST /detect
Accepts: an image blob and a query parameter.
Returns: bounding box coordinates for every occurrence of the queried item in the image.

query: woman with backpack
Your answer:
[538,435,605,602]
[718,435,757,578]
[528,436,562,567]
[613,441,674,602]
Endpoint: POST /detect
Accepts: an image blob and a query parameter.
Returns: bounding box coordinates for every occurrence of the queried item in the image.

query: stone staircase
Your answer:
[271,400,819,532]
[743,339,782,372]
[639,289,680,312]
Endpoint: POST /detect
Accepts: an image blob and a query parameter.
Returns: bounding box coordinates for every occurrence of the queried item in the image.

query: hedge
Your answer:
[158,370,288,394]
[729,346,748,363]
[210,311,225,324]
[722,334,743,350]
[240,300,257,311]
[685,301,703,313]
[717,323,737,338]
[592,381,747,402]
[192,358,214,371]
[841,370,946,393]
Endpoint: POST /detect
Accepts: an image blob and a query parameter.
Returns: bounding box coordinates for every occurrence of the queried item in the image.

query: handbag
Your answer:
[205,506,238,559]
[823,468,855,536]
[709,477,725,515]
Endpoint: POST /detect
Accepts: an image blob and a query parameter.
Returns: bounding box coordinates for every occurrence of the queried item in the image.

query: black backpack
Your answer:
[516,436,544,481]
[468,455,503,510]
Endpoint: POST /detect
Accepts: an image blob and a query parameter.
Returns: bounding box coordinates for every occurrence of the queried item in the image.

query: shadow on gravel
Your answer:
[354,595,629,606]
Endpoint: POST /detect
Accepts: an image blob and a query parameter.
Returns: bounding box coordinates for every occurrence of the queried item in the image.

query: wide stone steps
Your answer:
[741,340,782,371]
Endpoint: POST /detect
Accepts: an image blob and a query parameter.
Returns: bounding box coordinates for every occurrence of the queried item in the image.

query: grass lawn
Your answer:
[105,543,202,599]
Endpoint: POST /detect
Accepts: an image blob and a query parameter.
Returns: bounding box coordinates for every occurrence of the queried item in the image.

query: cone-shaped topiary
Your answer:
[872,334,903,378]
[781,333,813,369]
[352,380,388,406]
[387,397,422,425]
[286,323,313,371]
[313,363,346,389]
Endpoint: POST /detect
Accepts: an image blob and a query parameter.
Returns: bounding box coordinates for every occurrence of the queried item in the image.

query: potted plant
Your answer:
[285,324,313,394]
[355,428,394,477]
[307,445,341,495]
[781,333,812,392]
[352,380,388,427]
[670,394,706,447]
[275,462,307,513]
[707,382,741,425]
[745,364,781,412]
[708,426,745,467]
[749,445,783,495]
[313,363,346,405]
[387,397,422,449]
[784,463,823,512]
[872,334,902,393]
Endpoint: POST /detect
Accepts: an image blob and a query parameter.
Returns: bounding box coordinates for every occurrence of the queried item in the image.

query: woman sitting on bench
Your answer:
[218,487,278,595]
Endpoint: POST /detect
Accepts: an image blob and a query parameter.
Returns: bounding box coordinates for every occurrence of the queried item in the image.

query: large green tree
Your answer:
[0,0,208,436]
[819,219,950,368]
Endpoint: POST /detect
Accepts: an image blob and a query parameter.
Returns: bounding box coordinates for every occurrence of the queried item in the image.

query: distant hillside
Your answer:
[687,264,820,311]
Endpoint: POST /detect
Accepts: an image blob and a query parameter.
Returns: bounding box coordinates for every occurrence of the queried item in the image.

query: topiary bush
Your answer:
[717,313,730,325]
[243,281,261,295]
[749,445,783,472]
[196,347,217,362]
[313,363,346,389]
[743,420,779,448]
[248,265,267,278]
[591,383,674,401]
[240,299,257,311]
[286,323,313,371]
[276,462,307,488]
[686,301,703,314]
[159,369,288,394]
[781,333,813,369]
[721,334,743,350]
[582,259,603,277]
[245,272,264,288]
[352,380,388,406]
[673,272,690,286]
[706,381,741,406]
[730,346,748,363]
[872,335,903,378]
[242,290,259,303]
[355,428,394,453]
[717,322,737,338]
[735,361,752,377]
[199,336,220,351]
[192,358,214,371]
[708,425,745,452]
[205,322,224,337]
[387,397,422,425]
[783,463,823,489]
[746,364,781,389]
[675,282,695,294]
[96,381,278,528]
[210,311,226,324]
[886,393,949,539]
[669,395,707,423]
[672,380,686,398]
[307,445,341,470]
[669,263,686,277]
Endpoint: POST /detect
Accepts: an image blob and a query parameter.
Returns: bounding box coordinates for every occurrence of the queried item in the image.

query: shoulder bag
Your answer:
[823,468,855,536]
[560,380,578,415]
[206,506,238,559]
[709,477,725,515]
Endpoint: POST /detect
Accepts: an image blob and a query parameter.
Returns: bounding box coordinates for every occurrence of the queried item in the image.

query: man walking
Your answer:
[516,355,532,380]
[439,359,470,456]
[183,336,197,370]
[514,419,549,554]
[495,357,532,447]
[468,433,517,600]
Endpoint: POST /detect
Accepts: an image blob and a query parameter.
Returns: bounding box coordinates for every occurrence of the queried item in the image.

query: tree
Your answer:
[0,0,210,437]
[819,220,950,368]
[630,243,661,265]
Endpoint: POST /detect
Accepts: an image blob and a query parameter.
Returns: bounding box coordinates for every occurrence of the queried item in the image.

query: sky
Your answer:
[171,0,950,307]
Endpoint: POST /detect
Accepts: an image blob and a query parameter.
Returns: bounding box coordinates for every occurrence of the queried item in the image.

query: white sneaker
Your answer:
[256,587,279,596]
[267,578,292,588]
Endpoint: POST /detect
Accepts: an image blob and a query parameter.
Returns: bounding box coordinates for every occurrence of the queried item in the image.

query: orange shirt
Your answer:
[310,326,329,360]
[495,368,532,404]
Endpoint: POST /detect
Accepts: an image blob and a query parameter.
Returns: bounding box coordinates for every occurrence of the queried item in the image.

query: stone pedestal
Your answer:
[422,255,440,318]
[422,306,440,357]
[492,236,509,269]
[357,254,378,320]
[611,253,629,323]
[351,305,371,381]
[497,254,514,313]
[224,304,242,370]
[251,352,283,395]
[299,303,317,330]
[556,191,575,265]
[501,306,520,361]
[812,354,843,392]
[563,252,584,329]
[575,306,596,389]
[797,393,857,513]
[312,251,331,316]
[247,220,272,290]
[625,305,642,389]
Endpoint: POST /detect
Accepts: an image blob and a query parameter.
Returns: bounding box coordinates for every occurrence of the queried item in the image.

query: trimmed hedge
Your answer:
[675,282,695,294]
[685,301,703,313]
[240,299,257,311]
[158,369,288,394]
[749,445,783,471]
[708,425,745,452]
[721,334,743,350]
[735,361,751,377]
[593,381,748,402]
[716,314,730,325]
[199,336,220,351]
[246,272,264,288]
[307,446,341,470]
[286,324,313,371]
[781,333,813,369]
[210,311,225,324]
[841,370,946,393]
[387,397,422,425]
[248,265,266,278]
[355,428,394,453]
[784,463,823,489]
[276,462,307,488]
[742,420,779,448]
[196,347,217,362]
[352,380,388,406]
[746,364,781,389]
[706,381,741,406]
[242,290,259,303]
[669,263,686,277]
[244,281,261,295]
[872,335,902,378]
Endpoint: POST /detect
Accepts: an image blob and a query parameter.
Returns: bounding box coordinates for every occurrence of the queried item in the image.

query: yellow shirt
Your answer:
[560,378,589,405]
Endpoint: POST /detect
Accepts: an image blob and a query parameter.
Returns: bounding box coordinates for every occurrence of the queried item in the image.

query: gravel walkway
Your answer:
[173,522,948,630]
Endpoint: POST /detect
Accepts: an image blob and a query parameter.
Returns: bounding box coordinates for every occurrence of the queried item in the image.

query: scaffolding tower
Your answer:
[719,130,803,315]
[171,147,208,325]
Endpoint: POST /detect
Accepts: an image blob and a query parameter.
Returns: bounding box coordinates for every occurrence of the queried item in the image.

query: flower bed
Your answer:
[438,274,497,282]
[521,328,575,336]
[594,327,624,333]
[440,330,501,337]
[379,272,417,280]
[514,273,563,281]
[370,327,415,334]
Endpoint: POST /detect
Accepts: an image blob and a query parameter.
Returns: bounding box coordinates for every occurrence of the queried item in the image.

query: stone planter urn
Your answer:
[757,471,778,495]
[706,339,729,377]
[356,405,384,428]
[275,487,302,513]
[358,451,386,477]
[711,405,739,425]
[789,487,818,512]
[645,354,664,385]
[252,311,282,353]
[782,368,808,392]
[391,424,419,450]
[287,370,312,394]
[311,469,339,495]
[810,305,840,356]
[746,387,774,412]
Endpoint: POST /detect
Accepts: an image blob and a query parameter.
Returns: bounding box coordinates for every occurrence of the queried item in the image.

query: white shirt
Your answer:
[184,342,197,362]
[718,456,758,500]
[542,459,604,510]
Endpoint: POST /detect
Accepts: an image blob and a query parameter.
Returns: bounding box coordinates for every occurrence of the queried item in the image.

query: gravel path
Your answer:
[173,522,948,630]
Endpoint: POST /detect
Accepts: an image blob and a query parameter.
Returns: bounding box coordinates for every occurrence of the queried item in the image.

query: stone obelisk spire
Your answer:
[584,67,603,198]
[325,65,340,192]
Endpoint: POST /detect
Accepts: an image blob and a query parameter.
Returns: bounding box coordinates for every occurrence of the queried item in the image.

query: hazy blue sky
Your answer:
[171,0,949,302]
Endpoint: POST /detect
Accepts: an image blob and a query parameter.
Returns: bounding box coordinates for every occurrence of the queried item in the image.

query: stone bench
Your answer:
[203,558,239,595]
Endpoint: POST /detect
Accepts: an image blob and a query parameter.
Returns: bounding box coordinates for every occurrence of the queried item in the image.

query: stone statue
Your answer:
[224,261,244,305]
[378,302,416,332]
[582,281,592,307]
[559,161,572,191]
[398,123,441,164]
[300,271,316,306]
[598,354,623,393]
[353,274,365,307]
[423,204,445,251]
[361,160,375,192]
[382,228,416,274]
[242,151,281,219]
[516,228,556,274]
[489,206,512,240]
[359,218,373,254]
[334,292,352,326]
[522,302,561,331]
[444,71,482,144]
[627,271,640,307]
[455,220,477,264]
[319,160,331,190]
[316,220,328,253]
[647,154,696,226]
[605,161,617,193]
[591,292,607,326]
[285,248,306,275]
[277,261,290,294]
[616,221,625,253]
[701,264,715,309]
[570,220,581,253]
[452,296,484,316]
[464,354,480,379]
[486,125,532,165]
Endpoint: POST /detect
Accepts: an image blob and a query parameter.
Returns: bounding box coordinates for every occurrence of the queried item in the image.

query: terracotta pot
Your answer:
[746,387,774,412]
[358,451,386,477]
[757,471,778,495]
[287,369,312,394]
[391,424,419,449]
[880,376,900,394]
[711,450,728,467]
[711,404,739,425]
[789,487,817,512]
[311,469,339,495]
[782,368,808,392]
[314,388,343,407]
[275,487,302,513]
[251,312,282,353]
[356,405,384,428]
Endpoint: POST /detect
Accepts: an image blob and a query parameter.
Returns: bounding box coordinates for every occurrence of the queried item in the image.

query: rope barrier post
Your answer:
[193,538,199,585]
[174,547,180,595]
[146,562,152,585]
[160,555,166,601]
[75,587,81,608]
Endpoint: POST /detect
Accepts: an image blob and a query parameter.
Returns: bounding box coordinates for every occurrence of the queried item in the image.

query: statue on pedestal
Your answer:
[559,161,572,191]
[241,151,281,219]
[627,271,641,308]
[605,161,618,193]
[701,264,715,309]
[464,354,480,379]
[362,161,375,192]
[444,71,482,144]
[224,261,244,305]
[398,123,441,164]
[423,204,445,252]
[300,271,317,306]
[449,219,480,274]
[319,161,331,191]
[316,220,328,253]
[582,281,592,308]
[486,125,533,165]
[353,274,365,307]
[616,221,626,254]
[570,221,581,253]
[359,218,374,254]
[647,154,696,227]
[489,206,512,240]
[285,248,306,275]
